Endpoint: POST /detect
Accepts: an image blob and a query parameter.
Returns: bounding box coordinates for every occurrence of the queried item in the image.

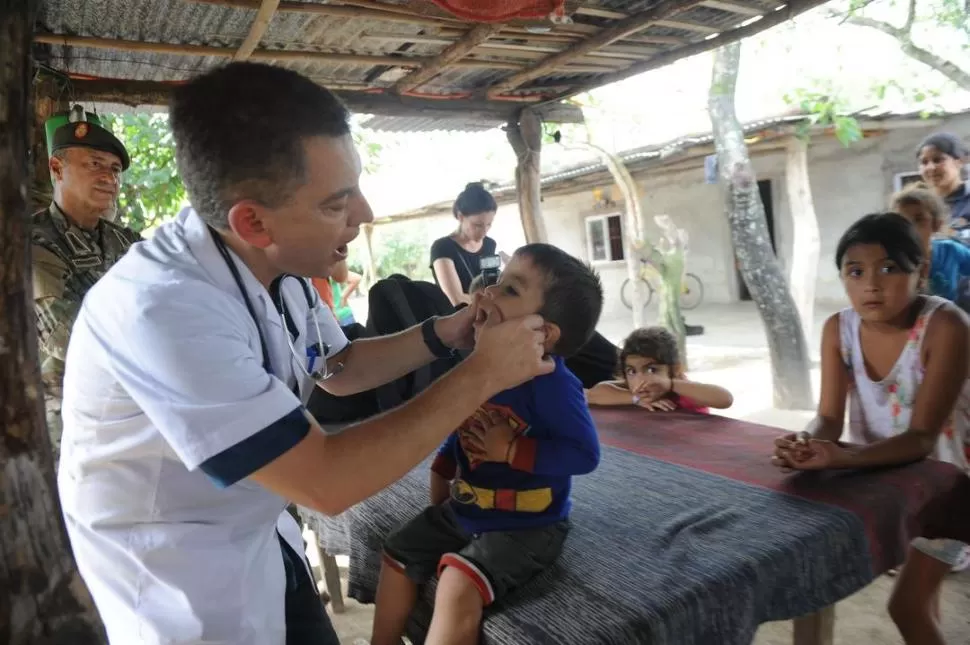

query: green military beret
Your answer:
[51,121,130,171]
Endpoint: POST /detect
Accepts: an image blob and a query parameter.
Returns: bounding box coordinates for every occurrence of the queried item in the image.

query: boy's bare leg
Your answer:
[371,561,417,645]
[888,548,950,645]
[425,567,485,645]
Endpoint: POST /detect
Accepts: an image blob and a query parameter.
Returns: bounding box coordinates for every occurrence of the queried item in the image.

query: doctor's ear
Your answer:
[227,201,273,249]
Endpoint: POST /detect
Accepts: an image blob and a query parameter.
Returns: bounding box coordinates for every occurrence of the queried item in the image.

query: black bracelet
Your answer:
[422,317,455,359]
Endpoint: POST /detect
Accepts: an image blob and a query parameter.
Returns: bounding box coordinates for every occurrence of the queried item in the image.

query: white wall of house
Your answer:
[501,113,970,319]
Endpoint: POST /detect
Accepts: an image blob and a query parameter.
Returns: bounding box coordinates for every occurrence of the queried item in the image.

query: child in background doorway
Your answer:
[585,327,733,412]
[370,244,602,645]
[892,183,970,305]
[770,212,970,645]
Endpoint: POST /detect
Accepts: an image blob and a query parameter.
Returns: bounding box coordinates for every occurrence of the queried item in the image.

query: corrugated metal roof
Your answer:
[33,0,828,132]
[496,108,966,189]
[379,108,967,219]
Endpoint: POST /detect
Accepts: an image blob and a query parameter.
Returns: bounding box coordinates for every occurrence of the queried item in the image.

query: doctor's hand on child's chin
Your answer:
[435,293,482,350]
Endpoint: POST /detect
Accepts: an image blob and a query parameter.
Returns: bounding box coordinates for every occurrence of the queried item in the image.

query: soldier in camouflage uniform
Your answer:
[32,119,139,462]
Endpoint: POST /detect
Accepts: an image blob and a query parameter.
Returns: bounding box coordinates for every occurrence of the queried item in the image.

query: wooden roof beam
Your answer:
[61,77,585,125]
[363,31,657,58]
[395,23,503,93]
[487,0,706,98]
[550,0,826,99]
[233,0,281,61]
[191,0,456,27]
[700,1,768,16]
[652,19,719,33]
[33,33,527,71]
[576,1,768,20]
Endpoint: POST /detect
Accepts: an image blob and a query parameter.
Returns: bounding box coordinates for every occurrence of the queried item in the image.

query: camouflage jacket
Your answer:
[32,203,140,450]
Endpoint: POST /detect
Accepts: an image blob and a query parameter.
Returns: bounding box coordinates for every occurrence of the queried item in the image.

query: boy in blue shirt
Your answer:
[370,243,603,645]
[893,184,970,307]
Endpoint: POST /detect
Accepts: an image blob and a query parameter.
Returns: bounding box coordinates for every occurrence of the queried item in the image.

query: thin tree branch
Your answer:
[903,0,917,34]
[825,8,970,91]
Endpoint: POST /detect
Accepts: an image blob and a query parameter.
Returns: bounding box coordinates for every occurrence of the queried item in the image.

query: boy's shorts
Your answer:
[383,504,569,606]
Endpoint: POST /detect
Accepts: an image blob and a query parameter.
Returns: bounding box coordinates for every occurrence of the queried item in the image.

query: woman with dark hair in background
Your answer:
[916,133,970,234]
[430,182,509,306]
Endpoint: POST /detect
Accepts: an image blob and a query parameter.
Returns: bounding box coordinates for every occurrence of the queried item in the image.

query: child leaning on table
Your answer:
[770,212,970,645]
[370,243,603,645]
[585,327,733,412]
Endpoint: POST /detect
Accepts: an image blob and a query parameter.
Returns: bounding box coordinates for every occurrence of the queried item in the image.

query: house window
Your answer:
[586,214,625,263]
[893,171,922,192]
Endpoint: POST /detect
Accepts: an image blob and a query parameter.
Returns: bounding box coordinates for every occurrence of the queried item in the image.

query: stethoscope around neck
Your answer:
[209,226,337,383]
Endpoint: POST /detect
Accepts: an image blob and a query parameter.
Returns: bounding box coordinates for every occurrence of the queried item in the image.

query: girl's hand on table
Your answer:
[635,397,677,412]
[773,433,850,471]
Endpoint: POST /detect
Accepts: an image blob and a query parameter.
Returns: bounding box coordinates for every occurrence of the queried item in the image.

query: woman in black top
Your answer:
[430,182,508,305]
[917,133,970,232]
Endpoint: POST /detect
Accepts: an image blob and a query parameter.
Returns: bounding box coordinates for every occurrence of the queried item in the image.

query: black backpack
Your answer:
[366,275,465,411]
[566,331,619,389]
[304,322,378,424]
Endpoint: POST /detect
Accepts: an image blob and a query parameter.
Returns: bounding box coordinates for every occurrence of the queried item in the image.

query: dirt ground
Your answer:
[322,563,970,644]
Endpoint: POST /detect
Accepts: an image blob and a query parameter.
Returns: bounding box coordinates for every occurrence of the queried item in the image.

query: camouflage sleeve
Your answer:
[32,245,77,399]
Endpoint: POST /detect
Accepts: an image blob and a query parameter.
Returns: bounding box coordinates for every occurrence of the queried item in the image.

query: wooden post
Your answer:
[785,135,819,345]
[792,605,835,645]
[1,0,106,642]
[507,107,544,243]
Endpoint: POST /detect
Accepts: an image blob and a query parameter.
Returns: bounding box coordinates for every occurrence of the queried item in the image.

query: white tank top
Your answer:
[839,295,970,472]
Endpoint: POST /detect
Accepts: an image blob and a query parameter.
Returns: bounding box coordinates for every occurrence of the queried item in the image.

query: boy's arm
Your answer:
[585,381,636,406]
[509,374,600,476]
[430,434,457,505]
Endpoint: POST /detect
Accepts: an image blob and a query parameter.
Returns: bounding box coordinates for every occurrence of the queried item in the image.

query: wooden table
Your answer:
[340,410,970,645]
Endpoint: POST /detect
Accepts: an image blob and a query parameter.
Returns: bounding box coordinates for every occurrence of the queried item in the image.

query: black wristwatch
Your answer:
[422,317,456,359]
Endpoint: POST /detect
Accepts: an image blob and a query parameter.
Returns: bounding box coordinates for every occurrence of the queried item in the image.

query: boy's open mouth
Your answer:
[474,303,504,327]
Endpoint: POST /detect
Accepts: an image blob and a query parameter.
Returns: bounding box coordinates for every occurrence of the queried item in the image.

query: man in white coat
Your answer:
[57,62,553,645]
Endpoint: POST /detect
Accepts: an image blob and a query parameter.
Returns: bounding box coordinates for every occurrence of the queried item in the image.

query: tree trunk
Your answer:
[708,42,813,410]
[785,136,820,344]
[559,138,648,329]
[0,1,106,643]
[507,107,545,244]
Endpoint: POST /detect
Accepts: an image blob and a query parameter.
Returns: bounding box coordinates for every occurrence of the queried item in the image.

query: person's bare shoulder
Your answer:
[925,301,970,342]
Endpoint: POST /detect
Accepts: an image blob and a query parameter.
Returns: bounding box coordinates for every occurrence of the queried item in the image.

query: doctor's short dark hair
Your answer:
[170,62,351,229]
[834,212,924,273]
[515,243,603,357]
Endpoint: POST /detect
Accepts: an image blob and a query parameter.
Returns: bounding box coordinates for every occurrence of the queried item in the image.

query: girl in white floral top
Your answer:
[772,212,970,645]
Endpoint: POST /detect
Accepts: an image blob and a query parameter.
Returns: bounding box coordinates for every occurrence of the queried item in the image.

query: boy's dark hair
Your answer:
[453,182,497,218]
[515,243,602,357]
[468,273,486,295]
[619,327,680,373]
[834,212,924,273]
[170,62,351,229]
[892,182,946,230]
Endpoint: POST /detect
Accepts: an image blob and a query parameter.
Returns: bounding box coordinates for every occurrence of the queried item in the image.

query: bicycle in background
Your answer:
[619,256,705,311]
